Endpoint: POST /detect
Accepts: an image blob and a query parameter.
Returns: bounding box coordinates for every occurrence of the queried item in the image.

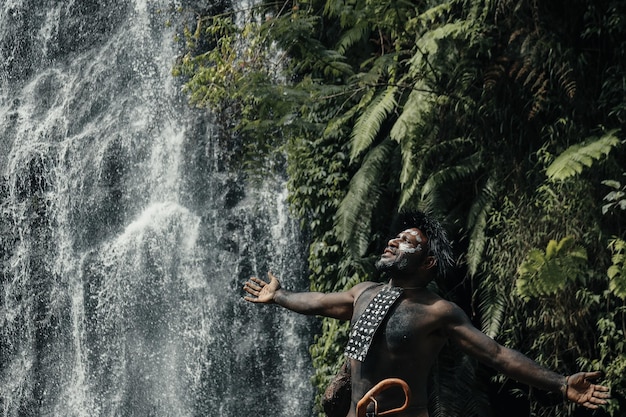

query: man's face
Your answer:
[376,227,428,273]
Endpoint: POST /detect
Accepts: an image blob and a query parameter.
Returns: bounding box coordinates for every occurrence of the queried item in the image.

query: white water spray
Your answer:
[0,1,314,416]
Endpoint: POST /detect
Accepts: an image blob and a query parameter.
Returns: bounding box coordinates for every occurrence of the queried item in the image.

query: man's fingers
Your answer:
[585,394,608,408]
[250,276,267,286]
[243,273,277,303]
[583,371,603,380]
[243,281,265,301]
[590,392,608,403]
[244,281,262,292]
[582,382,610,409]
[592,388,611,400]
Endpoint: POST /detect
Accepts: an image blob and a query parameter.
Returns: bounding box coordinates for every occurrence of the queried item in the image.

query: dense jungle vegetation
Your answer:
[172,0,626,416]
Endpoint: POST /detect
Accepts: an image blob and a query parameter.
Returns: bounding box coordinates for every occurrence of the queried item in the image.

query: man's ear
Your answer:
[422,256,437,271]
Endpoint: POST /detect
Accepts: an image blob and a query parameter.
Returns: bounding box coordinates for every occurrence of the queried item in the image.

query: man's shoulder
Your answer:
[347,281,383,307]
[424,296,465,318]
[349,280,382,292]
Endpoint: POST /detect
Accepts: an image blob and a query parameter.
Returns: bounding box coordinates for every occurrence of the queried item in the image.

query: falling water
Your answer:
[0,1,314,416]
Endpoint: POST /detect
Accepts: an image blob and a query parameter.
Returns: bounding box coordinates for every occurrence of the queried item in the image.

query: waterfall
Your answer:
[0,1,315,416]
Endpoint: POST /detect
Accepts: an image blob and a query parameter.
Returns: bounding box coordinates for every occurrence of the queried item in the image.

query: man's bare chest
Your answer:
[377,302,442,353]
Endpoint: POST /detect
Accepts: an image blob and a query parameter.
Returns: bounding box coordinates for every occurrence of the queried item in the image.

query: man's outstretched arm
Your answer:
[243,271,369,321]
[444,301,610,409]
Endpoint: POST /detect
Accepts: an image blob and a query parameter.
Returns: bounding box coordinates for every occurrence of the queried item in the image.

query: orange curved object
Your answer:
[356,378,411,417]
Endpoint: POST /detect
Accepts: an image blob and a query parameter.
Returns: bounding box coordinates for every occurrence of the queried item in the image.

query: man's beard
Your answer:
[375,255,409,272]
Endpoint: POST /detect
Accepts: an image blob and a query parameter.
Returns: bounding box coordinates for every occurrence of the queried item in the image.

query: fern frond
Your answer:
[430,350,490,417]
[392,81,433,198]
[399,137,474,208]
[336,22,370,55]
[466,176,497,277]
[390,80,432,145]
[323,0,344,19]
[545,129,622,181]
[407,21,468,78]
[398,161,423,209]
[415,3,452,27]
[420,21,468,55]
[420,151,483,200]
[350,86,399,162]
[397,130,430,209]
[336,139,397,257]
[318,50,356,78]
[359,53,399,86]
[508,28,527,45]
[483,61,506,90]
[466,0,496,22]
[478,275,508,338]
[556,64,576,99]
[528,74,548,120]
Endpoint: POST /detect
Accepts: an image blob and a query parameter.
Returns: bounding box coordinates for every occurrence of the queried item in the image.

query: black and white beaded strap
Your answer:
[344,285,403,362]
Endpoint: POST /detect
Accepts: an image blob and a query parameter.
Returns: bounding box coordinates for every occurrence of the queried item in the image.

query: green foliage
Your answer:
[579,310,626,416]
[516,237,588,301]
[175,0,626,415]
[546,128,623,181]
[430,351,490,417]
[602,177,626,215]
[465,176,496,277]
[608,238,626,300]
[350,87,399,162]
[336,139,397,257]
[480,176,620,416]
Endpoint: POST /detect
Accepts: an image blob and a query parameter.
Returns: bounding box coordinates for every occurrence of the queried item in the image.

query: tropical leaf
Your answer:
[466,0,497,21]
[390,80,435,207]
[390,80,432,147]
[601,179,626,215]
[466,176,497,277]
[415,2,452,27]
[545,128,622,181]
[430,351,490,417]
[336,139,397,257]
[350,86,399,162]
[515,236,588,301]
[420,151,483,200]
[405,20,472,81]
[398,137,475,209]
[418,21,468,55]
[608,238,626,300]
[477,276,508,338]
[335,21,370,55]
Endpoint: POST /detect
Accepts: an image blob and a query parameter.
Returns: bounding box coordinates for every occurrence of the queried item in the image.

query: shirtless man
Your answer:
[243,212,610,417]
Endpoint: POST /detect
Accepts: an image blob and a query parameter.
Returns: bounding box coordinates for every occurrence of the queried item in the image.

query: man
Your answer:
[243,212,610,417]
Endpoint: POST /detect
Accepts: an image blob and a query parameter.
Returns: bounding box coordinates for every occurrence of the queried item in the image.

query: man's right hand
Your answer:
[243,271,281,304]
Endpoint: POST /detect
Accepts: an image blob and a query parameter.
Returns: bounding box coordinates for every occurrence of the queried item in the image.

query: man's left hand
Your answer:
[566,371,611,409]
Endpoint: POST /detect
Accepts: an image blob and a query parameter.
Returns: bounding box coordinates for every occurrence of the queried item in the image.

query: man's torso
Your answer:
[347,284,451,417]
